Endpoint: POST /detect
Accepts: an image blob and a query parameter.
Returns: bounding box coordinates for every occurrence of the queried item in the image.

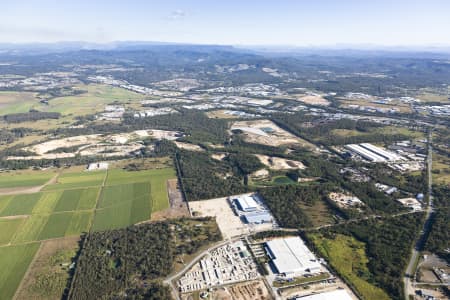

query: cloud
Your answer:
[168,9,187,20]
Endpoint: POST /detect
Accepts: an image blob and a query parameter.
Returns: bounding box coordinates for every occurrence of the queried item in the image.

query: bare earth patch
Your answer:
[231,119,314,149]
[294,94,330,106]
[254,154,306,170]
[175,142,204,152]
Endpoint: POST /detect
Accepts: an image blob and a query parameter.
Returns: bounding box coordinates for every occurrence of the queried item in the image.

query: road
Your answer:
[403,130,434,300]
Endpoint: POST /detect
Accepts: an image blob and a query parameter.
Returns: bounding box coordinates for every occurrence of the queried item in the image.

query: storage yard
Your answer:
[177,240,259,293]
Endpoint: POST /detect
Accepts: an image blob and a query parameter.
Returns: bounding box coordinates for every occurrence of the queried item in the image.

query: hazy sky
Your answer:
[1,0,450,46]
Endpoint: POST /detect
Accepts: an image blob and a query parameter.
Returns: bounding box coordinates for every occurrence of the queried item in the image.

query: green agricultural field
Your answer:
[0,243,40,300]
[76,187,100,210]
[43,170,106,191]
[309,233,390,300]
[65,211,93,236]
[38,212,73,240]
[0,195,13,213]
[0,193,42,217]
[0,170,55,189]
[99,182,150,208]
[0,217,26,245]
[130,194,152,224]
[105,167,175,186]
[92,201,134,232]
[93,182,152,231]
[105,167,175,212]
[54,189,83,212]
[12,215,49,244]
[31,191,61,214]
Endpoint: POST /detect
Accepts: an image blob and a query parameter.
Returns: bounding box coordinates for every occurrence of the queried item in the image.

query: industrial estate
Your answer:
[0,37,449,300]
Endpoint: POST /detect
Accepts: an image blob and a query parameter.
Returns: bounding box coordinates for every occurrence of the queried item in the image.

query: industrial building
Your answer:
[345,143,404,162]
[234,195,259,212]
[359,143,403,161]
[243,211,273,224]
[397,197,422,211]
[265,237,322,278]
[295,289,353,300]
[345,144,386,162]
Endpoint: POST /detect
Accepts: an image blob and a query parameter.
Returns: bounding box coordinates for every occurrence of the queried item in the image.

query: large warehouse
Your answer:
[265,237,322,277]
[243,211,273,224]
[234,195,259,212]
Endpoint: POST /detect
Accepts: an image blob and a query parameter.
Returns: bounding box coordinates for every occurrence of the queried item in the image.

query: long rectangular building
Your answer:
[359,143,403,161]
[345,144,386,162]
[265,237,321,277]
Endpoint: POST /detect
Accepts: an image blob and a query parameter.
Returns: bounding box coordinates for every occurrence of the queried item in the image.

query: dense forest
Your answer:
[425,207,450,263]
[176,150,247,201]
[69,218,221,299]
[3,111,60,123]
[307,213,424,300]
[258,185,329,228]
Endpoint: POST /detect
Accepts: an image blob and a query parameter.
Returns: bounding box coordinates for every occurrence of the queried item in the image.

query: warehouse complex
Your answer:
[265,237,322,278]
[231,194,275,225]
[345,143,404,162]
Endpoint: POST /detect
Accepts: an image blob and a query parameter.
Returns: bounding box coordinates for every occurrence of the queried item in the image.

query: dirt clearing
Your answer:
[254,154,305,170]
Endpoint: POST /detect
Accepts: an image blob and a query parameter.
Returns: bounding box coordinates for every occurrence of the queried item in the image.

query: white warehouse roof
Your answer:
[235,195,258,212]
[266,237,321,276]
[295,289,353,300]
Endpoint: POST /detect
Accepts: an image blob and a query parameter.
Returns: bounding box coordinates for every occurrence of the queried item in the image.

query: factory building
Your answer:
[359,143,403,161]
[234,195,259,212]
[243,211,273,224]
[265,237,321,278]
[345,144,386,162]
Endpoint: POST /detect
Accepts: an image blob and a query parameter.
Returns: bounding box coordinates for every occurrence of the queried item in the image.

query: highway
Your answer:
[403,130,434,300]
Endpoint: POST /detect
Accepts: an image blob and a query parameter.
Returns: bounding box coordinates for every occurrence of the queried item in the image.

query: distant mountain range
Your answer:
[0,41,450,59]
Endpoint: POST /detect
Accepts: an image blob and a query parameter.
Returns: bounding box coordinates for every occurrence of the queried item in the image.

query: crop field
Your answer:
[0,243,40,300]
[0,170,56,189]
[309,233,390,300]
[0,217,26,245]
[92,182,152,231]
[12,215,49,243]
[38,211,92,240]
[106,167,175,211]
[0,193,42,216]
[43,170,106,191]
[0,163,176,298]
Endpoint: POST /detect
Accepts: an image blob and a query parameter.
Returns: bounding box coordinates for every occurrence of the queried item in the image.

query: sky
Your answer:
[1,0,450,47]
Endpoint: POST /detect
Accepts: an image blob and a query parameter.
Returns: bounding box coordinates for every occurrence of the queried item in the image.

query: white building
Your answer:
[397,197,422,211]
[234,195,259,212]
[265,237,321,278]
[87,162,109,171]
